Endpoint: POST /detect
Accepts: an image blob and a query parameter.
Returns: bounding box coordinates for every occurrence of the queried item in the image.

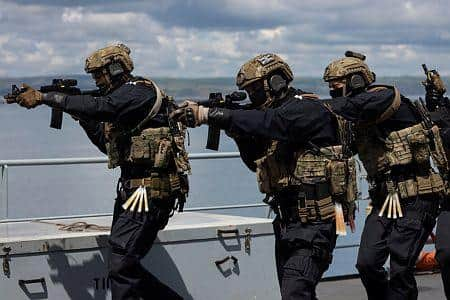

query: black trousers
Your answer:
[273,217,337,300]
[108,189,183,300]
[436,210,450,299]
[356,196,438,300]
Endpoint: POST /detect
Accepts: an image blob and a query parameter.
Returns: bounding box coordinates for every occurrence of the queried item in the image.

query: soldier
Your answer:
[431,111,450,300]
[435,129,450,299]
[424,71,450,298]
[323,51,447,300]
[6,44,190,300]
[171,53,358,299]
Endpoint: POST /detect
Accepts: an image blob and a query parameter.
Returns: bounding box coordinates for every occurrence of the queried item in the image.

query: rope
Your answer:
[33,220,110,232]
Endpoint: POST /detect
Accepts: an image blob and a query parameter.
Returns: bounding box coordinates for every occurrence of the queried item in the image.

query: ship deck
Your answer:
[0,214,446,299]
[318,273,445,299]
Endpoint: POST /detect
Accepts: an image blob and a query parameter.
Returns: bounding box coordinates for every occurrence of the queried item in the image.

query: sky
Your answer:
[1,0,450,78]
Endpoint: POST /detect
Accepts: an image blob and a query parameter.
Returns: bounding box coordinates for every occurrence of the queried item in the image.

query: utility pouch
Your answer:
[169,173,181,192]
[316,196,335,220]
[346,158,358,202]
[126,173,171,199]
[385,129,414,166]
[398,179,418,199]
[385,123,435,168]
[148,173,171,199]
[328,160,347,195]
[407,128,430,165]
[255,156,272,194]
[430,125,449,173]
[255,142,290,193]
[294,152,328,184]
[417,173,445,195]
[255,156,290,193]
[430,173,445,193]
[129,135,151,161]
[154,139,172,168]
[104,122,124,169]
[173,127,191,173]
[128,127,173,166]
[106,141,121,169]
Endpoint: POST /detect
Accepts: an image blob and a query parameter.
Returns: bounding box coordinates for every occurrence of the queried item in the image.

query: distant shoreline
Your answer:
[1,75,449,81]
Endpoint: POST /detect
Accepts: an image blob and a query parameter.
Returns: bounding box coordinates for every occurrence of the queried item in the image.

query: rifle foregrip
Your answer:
[50,108,63,129]
[206,125,220,151]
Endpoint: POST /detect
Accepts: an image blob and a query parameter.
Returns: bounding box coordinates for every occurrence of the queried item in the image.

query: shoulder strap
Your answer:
[367,85,402,124]
[145,79,164,120]
[130,79,165,135]
[323,103,354,157]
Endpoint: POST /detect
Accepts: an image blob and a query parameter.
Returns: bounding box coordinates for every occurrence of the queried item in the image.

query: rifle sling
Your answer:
[130,80,163,135]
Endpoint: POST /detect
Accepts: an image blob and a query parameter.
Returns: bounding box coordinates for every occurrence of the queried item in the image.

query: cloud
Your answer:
[1,0,450,78]
[62,7,83,23]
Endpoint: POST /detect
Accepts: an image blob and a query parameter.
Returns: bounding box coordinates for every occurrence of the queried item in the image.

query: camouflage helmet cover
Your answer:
[236,53,294,89]
[84,43,134,74]
[323,51,375,85]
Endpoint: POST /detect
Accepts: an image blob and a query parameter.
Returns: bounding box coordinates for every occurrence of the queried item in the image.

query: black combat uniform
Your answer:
[431,106,450,299]
[328,88,442,300]
[44,79,183,300]
[210,87,346,300]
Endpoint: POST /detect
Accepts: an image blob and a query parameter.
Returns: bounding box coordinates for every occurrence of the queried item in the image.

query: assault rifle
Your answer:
[4,79,100,129]
[421,64,448,112]
[195,91,249,150]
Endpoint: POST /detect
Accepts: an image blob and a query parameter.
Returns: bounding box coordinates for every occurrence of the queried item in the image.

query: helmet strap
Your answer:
[98,68,113,94]
[104,69,132,93]
[261,79,275,108]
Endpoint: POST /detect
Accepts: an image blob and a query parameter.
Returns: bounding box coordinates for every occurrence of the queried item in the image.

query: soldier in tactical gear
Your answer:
[430,110,450,300]
[172,53,357,299]
[324,51,446,300]
[425,74,450,298]
[9,44,190,300]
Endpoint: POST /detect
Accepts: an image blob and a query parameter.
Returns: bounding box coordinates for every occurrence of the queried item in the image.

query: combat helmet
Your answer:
[323,51,375,96]
[85,43,134,74]
[84,43,134,93]
[236,53,293,107]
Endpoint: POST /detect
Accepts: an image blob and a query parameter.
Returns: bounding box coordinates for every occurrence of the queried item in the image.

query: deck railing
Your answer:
[0,152,268,222]
[0,152,366,252]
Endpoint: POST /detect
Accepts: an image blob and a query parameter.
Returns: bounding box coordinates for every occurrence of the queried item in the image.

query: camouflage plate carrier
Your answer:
[104,78,190,209]
[255,97,357,224]
[356,85,448,204]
